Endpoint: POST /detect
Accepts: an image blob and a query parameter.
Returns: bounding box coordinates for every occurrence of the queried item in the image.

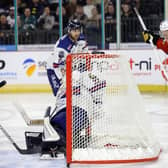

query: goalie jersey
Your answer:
[47,33,88,97]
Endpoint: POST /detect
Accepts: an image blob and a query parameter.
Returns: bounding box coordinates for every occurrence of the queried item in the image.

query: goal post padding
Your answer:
[66,53,161,164]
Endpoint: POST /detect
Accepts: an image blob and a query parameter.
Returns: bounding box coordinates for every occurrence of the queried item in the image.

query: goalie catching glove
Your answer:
[142,30,160,45]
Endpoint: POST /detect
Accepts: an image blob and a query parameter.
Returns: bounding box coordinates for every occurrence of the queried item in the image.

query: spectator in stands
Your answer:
[37,6,55,30]
[70,4,88,29]
[47,0,58,12]
[93,0,101,4]
[20,7,36,31]
[121,2,135,42]
[55,6,69,30]
[40,0,49,7]
[17,0,27,16]
[48,0,58,4]
[134,0,141,12]
[28,0,44,19]
[7,6,15,29]
[83,0,95,19]
[86,6,100,29]
[85,5,100,45]
[121,2,133,18]
[105,1,116,42]
[0,14,10,30]
[122,0,131,3]
[0,1,13,13]
[104,0,111,13]
[6,5,21,30]
[17,16,21,30]
[0,14,11,44]
[65,0,77,18]
[77,0,86,6]
[105,2,116,23]
[133,0,145,17]
[20,7,37,44]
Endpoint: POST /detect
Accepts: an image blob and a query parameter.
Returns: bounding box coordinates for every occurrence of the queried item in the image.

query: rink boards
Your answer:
[0,49,168,93]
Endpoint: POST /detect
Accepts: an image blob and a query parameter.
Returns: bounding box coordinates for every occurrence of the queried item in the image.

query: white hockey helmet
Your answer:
[160,20,168,32]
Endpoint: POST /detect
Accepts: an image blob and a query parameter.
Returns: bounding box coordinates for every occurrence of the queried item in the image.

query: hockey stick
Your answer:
[0,124,38,154]
[13,102,44,126]
[133,6,168,80]
[13,99,61,126]
[0,80,7,88]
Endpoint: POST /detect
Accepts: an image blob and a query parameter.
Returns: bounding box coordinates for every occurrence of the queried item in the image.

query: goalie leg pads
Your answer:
[50,106,90,149]
[72,106,89,132]
[50,106,89,136]
[50,106,90,137]
[41,107,66,157]
[50,108,66,137]
[72,106,90,148]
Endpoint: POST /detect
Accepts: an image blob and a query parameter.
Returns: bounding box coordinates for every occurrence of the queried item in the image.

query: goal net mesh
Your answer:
[66,53,160,163]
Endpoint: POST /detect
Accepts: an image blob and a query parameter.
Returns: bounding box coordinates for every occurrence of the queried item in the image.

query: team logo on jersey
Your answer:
[22,58,36,77]
[67,44,72,51]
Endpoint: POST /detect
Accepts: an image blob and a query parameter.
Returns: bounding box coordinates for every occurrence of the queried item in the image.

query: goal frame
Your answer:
[66,53,161,164]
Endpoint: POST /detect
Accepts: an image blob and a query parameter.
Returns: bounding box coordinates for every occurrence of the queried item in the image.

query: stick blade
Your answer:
[0,80,7,88]
[13,102,44,126]
[0,124,41,155]
[13,101,31,125]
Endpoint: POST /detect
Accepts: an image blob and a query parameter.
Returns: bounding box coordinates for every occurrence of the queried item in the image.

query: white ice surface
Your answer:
[0,93,168,168]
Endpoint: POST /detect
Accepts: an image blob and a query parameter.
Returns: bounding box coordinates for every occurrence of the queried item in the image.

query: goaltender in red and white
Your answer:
[142,20,168,54]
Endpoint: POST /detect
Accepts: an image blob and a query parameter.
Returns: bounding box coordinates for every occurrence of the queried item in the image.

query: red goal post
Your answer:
[66,53,161,165]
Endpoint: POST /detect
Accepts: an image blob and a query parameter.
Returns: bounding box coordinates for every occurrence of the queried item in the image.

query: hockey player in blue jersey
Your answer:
[41,19,89,157]
[47,19,88,97]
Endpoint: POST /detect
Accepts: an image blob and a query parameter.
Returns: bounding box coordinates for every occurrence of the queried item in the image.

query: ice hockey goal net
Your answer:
[66,53,160,164]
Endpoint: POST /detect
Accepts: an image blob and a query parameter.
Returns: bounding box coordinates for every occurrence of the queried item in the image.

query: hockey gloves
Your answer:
[142,30,160,45]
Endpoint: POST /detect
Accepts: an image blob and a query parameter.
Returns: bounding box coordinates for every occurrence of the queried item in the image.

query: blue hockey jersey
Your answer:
[47,33,88,97]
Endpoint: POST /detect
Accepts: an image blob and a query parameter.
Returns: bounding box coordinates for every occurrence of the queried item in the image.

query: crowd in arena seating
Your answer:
[0,0,164,46]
